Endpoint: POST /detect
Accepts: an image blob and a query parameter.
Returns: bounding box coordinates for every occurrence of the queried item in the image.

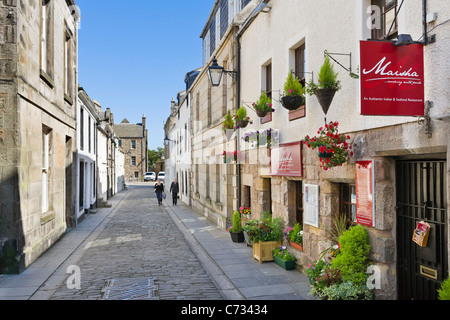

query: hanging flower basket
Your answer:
[282,72,306,111]
[305,54,341,116]
[315,88,337,116]
[304,121,353,170]
[253,92,275,118]
[223,151,242,164]
[234,106,252,129]
[236,119,249,128]
[255,109,269,118]
[281,95,305,111]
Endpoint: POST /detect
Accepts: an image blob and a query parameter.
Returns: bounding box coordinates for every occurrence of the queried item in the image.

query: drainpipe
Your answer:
[421,0,435,45]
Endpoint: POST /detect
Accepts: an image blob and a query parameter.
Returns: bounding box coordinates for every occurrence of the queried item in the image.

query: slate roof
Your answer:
[114,123,144,138]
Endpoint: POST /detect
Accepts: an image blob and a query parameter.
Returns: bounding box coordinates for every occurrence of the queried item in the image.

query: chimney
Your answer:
[171,98,176,113]
[142,114,146,131]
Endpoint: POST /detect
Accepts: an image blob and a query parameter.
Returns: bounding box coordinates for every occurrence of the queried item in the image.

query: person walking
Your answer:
[154,179,165,205]
[170,178,179,206]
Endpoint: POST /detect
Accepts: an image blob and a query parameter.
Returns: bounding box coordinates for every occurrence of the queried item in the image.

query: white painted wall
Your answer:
[166,93,192,205]
[239,0,450,146]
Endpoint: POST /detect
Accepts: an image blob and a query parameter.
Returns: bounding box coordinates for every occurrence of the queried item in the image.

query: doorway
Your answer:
[396,160,448,300]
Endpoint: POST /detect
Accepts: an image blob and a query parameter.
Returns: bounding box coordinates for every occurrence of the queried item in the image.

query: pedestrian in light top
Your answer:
[170,178,179,206]
[154,179,165,205]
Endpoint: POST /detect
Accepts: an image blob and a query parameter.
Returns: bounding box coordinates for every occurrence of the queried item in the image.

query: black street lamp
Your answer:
[164,136,173,146]
[207,56,238,87]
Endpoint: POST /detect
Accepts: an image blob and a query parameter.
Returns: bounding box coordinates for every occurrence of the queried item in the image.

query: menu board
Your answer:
[356,161,375,227]
[304,184,319,228]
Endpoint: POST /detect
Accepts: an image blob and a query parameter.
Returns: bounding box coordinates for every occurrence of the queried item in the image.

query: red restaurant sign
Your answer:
[360,40,425,116]
[271,141,303,177]
[356,161,375,227]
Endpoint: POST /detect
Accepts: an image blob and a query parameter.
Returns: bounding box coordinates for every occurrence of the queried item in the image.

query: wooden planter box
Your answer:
[273,256,296,270]
[253,241,281,264]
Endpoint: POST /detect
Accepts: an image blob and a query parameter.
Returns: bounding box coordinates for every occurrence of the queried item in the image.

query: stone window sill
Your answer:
[41,211,56,225]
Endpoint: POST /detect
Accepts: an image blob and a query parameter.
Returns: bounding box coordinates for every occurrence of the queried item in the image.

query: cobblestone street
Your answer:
[49,183,223,300]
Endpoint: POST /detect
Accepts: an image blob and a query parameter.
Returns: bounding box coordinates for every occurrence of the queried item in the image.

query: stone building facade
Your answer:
[0,0,79,272]
[187,0,259,229]
[114,117,148,182]
[236,0,449,300]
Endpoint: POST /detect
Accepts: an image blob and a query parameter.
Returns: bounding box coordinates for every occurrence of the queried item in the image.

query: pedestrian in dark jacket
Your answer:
[170,179,179,205]
[154,179,165,205]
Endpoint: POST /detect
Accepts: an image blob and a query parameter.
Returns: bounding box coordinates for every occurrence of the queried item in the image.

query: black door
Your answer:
[396,160,448,300]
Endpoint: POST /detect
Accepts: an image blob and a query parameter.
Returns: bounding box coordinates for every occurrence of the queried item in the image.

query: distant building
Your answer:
[115,117,148,181]
[77,87,99,222]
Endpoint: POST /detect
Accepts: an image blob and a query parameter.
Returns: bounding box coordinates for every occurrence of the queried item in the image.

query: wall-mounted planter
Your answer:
[255,109,269,118]
[236,119,249,128]
[281,95,305,111]
[315,88,337,115]
[290,241,303,252]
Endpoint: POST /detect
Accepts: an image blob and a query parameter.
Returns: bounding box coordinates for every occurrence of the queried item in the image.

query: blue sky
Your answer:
[76,1,213,150]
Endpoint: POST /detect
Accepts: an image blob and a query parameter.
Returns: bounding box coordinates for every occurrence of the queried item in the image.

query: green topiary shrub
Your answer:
[231,211,243,233]
[438,277,450,300]
[331,225,371,286]
[283,71,305,97]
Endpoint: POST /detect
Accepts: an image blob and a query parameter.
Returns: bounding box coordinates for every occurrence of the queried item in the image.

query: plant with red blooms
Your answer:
[223,151,242,163]
[304,121,353,170]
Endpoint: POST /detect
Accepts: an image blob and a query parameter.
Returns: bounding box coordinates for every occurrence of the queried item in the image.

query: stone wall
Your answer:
[0,0,78,272]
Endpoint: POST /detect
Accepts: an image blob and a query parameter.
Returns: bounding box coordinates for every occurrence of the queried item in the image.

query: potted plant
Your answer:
[306,259,327,286]
[234,106,252,129]
[253,92,275,118]
[306,54,341,115]
[304,121,353,170]
[227,211,245,243]
[438,277,450,300]
[245,216,284,263]
[273,246,296,270]
[239,206,251,226]
[308,225,374,300]
[286,223,303,252]
[281,72,305,111]
[222,110,235,140]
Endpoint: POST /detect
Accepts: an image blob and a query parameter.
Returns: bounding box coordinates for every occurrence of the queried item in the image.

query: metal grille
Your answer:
[396,160,448,300]
[99,277,159,300]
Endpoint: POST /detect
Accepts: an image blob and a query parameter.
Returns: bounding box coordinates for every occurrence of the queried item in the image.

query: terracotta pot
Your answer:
[315,88,337,115]
[281,95,305,111]
[290,241,303,252]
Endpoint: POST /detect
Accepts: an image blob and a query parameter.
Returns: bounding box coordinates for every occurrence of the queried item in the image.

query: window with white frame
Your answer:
[64,28,74,101]
[40,0,53,79]
[42,126,52,213]
[203,30,210,66]
[215,8,221,49]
